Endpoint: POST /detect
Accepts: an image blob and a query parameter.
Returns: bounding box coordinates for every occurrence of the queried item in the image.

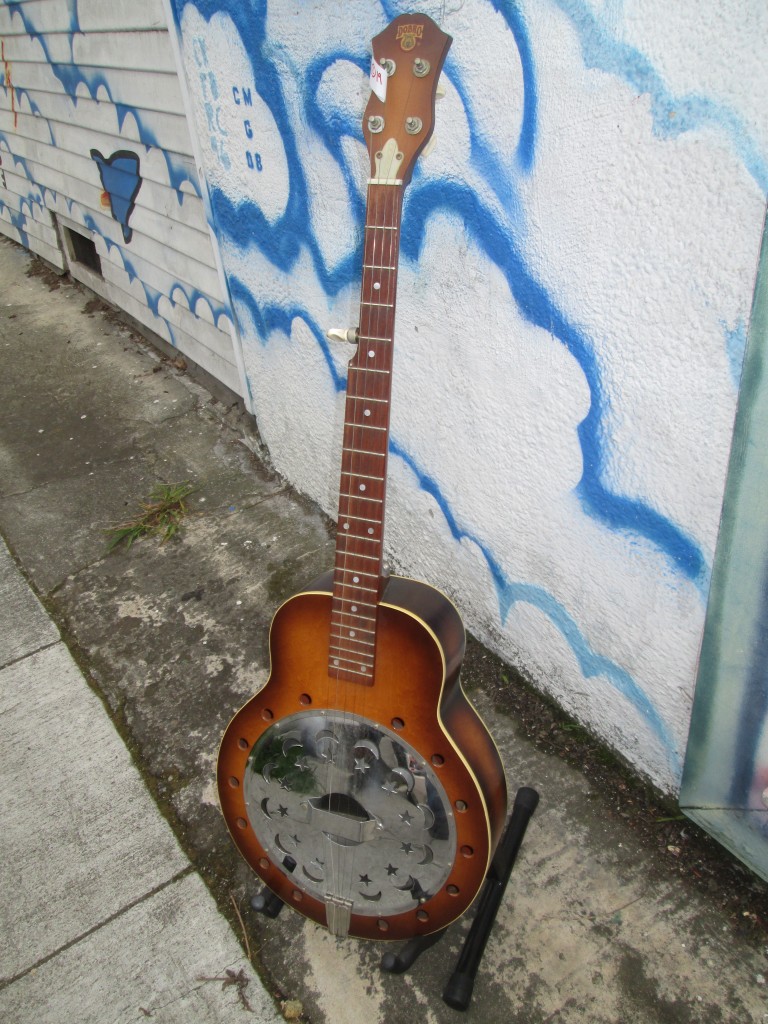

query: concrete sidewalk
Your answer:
[0,233,766,1023]
[0,544,281,1022]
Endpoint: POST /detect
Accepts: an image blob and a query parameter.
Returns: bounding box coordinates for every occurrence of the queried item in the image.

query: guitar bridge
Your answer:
[324,893,354,937]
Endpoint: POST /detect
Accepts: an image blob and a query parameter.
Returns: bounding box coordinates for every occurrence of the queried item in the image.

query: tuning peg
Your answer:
[326,328,358,344]
[436,81,446,100]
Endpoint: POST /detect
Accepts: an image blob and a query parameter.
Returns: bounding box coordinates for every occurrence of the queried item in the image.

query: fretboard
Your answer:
[329,183,404,683]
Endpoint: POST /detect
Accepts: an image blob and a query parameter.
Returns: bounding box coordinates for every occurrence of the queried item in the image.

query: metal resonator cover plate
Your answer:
[243,710,456,927]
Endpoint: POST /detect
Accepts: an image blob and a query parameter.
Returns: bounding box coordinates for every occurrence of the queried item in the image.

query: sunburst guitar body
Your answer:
[217,14,507,941]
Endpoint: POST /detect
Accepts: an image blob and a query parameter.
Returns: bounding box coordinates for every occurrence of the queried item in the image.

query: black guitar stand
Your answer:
[381,786,539,1011]
[251,786,539,1012]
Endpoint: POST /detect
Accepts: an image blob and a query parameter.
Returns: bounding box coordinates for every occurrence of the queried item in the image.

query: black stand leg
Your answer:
[381,928,449,974]
[251,854,296,919]
[250,888,285,918]
[442,786,539,1011]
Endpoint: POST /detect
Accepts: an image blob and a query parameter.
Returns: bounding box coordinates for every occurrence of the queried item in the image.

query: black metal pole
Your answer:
[443,786,540,1011]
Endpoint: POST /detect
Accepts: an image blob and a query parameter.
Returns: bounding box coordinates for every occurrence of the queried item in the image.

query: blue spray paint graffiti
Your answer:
[170,0,706,579]
[229,276,346,392]
[90,149,142,243]
[5,0,197,200]
[552,0,768,197]
[389,436,681,771]
[164,0,768,773]
[0,0,234,351]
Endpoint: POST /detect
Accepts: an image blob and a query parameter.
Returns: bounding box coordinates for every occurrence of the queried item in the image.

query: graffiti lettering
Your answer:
[243,119,253,139]
[192,35,230,171]
[246,151,263,172]
[232,86,253,106]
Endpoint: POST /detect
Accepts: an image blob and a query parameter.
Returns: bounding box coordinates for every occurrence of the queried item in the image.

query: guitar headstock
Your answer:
[363,14,452,185]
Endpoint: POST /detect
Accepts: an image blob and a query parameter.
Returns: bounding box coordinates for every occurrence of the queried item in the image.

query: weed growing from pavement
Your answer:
[107,482,195,549]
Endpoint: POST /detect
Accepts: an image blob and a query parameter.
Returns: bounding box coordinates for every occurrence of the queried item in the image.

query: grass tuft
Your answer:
[107,482,194,550]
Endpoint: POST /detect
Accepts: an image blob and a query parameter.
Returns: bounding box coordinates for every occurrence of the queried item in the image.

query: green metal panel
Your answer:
[680,210,768,881]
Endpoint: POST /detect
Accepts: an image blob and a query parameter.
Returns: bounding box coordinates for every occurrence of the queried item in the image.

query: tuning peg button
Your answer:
[327,328,359,345]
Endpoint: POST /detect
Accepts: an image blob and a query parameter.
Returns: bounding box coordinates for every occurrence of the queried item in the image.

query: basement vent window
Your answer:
[64,227,102,276]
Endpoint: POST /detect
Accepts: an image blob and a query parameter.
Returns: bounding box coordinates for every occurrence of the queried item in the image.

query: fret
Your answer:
[365,225,398,231]
[339,532,381,544]
[362,265,397,271]
[330,635,376,650]
[344,423,387,432]
[329,656,373,673]
[334,610,377,621]
[341,512,381,525]
[334,549,380,561]
[339,491,383,502]
[341,446,386,457]
[331,621,377,635]
[358,335,392,343]
[336,568,379,580]
[345,394,387,404]
[340,471,385,483]
[360,301,394,309]
[347,366,391,376]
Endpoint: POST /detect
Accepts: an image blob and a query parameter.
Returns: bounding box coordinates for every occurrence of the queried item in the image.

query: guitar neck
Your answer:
[330,182,404,683]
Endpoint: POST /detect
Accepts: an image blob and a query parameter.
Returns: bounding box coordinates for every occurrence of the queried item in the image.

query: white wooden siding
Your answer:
[0,0,242,396]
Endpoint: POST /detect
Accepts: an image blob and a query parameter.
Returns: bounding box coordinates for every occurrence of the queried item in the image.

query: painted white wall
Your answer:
[167,0,768,795]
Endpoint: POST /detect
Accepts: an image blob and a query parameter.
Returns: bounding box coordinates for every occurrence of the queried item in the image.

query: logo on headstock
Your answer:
[396,23,423,51]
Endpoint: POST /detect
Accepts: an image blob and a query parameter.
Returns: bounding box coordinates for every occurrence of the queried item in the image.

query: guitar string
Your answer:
[366,180,389,909]
[330,115,407,925]
[349,176,386,912]
[330,176,382,918]
[376,180,396,905]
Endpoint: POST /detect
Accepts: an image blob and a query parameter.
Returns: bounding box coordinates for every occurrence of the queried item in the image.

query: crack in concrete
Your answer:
[0,638,61,672]
[0,866,196,992]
